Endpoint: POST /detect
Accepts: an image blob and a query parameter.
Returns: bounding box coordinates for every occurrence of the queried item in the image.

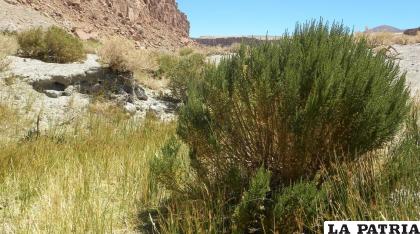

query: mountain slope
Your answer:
[9,0,190,48]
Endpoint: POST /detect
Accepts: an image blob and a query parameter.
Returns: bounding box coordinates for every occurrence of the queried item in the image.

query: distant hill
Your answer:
[365,25,403,33]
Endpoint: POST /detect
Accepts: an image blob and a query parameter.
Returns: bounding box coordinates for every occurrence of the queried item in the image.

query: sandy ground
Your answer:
[394,44,420,95]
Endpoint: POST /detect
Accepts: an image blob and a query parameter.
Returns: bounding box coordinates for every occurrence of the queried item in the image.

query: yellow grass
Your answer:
[98,36,158,73]
[357,31,420,46]
[0,106,177,233]
[0,34,19,72]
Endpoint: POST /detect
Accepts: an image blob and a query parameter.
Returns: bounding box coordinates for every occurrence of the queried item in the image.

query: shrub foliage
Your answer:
[17,26,85,63]
[178,21,410,185]
[158,52,206,102]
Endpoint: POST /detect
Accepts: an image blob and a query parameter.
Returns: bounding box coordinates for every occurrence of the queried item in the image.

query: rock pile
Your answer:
[4,54,178,124]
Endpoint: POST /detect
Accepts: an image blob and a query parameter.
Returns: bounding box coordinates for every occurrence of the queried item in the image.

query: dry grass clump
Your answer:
[0,33,19,72]
[82,39,102,54]
[99,36,158,73]
[357,31,420,47]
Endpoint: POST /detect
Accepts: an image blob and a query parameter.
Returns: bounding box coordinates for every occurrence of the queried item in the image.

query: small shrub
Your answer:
[99,36,136,72]
[17,26,85,63]
[233,167,271,233]
[157,54,179,75]
[43,26,85,63]
[149,136,184,193]
[17,27,45,59]
[178,47,194,56]
[274,181,326,233]
[99,36,157,73]
[178,21,410,186]
[158,53,206,102]
[83,39,102,54]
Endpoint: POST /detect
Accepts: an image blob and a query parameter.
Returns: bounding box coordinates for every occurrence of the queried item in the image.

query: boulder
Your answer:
[44,90,63,98]
[135,86,148,101]
[63,85,75,96]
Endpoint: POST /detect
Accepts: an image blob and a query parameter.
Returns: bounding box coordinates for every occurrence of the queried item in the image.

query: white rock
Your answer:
[124,102,137,114]
[63,85,75,96]
[44,90,63,98]
[7,54,102,86]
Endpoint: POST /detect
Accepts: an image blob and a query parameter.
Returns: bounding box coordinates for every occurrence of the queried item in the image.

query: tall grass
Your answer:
[0,108,176,233]
[0,33,19,72]
[357,31,420,47]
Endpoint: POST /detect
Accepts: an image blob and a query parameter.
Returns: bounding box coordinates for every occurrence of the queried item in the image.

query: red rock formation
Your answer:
[13,0,190,48]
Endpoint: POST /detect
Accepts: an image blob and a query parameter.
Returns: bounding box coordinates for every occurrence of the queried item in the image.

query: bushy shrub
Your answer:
[178,47,194,56]
[44,26,85,63]
[17,26,85,63]
[274,181,326,233]
[17,27,45,59]
[99,36,157,74]
[178,21,410,185]
[149,136,185,193]
[158,52,206,102]
[233,167,271,233]
[83,39,102,54]
[157,54,179,75]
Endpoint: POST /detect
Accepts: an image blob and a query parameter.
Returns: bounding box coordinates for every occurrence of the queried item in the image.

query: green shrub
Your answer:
[179,47,194,56]
[168,53,206,102]
[17,27,45,59]
[233,167,271,233]
[178,20,410,185]
[274,181,326,233]
[44,26,85,63]
[158,53,206,102]
[157,54,179,75]
[149,136,184,193]
[17,26,85,63]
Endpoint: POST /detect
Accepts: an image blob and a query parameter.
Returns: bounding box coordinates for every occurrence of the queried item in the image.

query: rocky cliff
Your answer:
[9,0,190,48]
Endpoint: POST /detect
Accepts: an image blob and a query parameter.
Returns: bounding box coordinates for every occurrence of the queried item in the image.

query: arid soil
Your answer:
[0,0,56,32]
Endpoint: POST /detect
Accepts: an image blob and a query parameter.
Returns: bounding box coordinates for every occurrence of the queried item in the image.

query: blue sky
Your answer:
[176,0,420,37]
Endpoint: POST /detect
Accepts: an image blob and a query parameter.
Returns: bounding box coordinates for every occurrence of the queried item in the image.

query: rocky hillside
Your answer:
[3,0,190,48]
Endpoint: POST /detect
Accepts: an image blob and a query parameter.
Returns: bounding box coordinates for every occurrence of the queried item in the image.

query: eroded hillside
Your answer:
[4,0,190,48]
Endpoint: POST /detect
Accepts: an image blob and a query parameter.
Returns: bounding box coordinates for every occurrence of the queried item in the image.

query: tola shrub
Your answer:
[177,21,410,186]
